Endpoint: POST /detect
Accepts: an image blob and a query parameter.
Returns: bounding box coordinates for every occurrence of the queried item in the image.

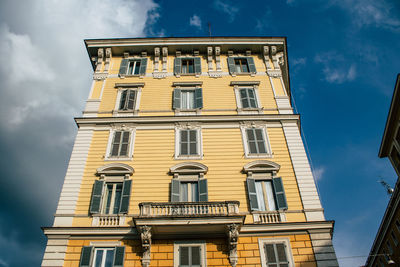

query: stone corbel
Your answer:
[154,47,160,72]
[270,46,280,69]
[215,47,221,71]
[226,224,240,267]
[276,51,284,66]
[139,225,152,267]
[162,47,168,72]
[95,48,104,73]
[263,46,272,70]
[207,47,213,71]
[104,48,112,72]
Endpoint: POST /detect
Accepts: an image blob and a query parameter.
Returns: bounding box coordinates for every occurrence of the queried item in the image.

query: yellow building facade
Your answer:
[42,37,338,267]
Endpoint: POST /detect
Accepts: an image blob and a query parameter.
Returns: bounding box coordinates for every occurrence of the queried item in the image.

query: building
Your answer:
[366,74,400,267]
[41,37,338,267]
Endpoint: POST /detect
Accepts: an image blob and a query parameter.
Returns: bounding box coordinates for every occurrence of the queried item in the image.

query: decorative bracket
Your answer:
[226,224,240,267]
[139,225,152,267]
[104,48,112,72]
[215,46,221,72]
[154,47,160,72]
[162,47,168,72]
[207,47,213,71]
[95,48,104,73]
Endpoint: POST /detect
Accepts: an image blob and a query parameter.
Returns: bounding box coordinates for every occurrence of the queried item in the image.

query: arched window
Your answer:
[169,162,208,202]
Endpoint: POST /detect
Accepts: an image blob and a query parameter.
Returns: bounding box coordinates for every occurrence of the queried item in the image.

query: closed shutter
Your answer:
[173,89,181,109]
[139,58,147,75]
[111,131,122,156]
[246,178,259,210]
[119,131,130,157]
[199,179,208,201]
[113,246,125,267]
[272,177,288,210]
[119,180,132,213]
[171,179,181,202]
[119,59,129,75]
[174,58,182,75]
[195,88,203,109]
[194,57,201,74]
[79,246,93,267]
[247,57,256,73]
[227,57,235,74]
[246,129,257,154]
[89,180,104,214]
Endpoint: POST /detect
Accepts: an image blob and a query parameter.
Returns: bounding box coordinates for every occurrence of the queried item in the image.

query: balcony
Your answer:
[92,215,126,227]
[133,201,245,237]
[252,211,286,224]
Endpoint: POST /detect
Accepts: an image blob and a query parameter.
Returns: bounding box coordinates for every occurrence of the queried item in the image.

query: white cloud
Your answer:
[313,166,325,181]
[291,57,307,67]
[189,14,202,30]
[213,0,239,22]
[315,52,357,84]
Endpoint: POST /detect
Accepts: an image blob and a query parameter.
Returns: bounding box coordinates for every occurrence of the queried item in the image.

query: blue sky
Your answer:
[0,0,399,266]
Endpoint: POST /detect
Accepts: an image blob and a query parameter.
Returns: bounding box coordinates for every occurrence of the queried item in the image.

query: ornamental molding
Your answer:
[93,72,108,80]
[267,69,282,78]
[139,225,152,267]
[226,224,240,267]
[208,71,223,78]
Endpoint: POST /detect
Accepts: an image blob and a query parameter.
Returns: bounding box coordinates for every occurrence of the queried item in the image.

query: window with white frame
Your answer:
[119,58,147,77]
[241,126,272,158]
[105,128,135,160]
[175,128,202,159]
[258,239,293,267]
[174,57,201,76]
[119,89,136,110]
[231,81,262,114]
[227,56,256,75]
[79,246,125,267]
[240,88,258,108]
[173,88,203,111]
[174,241,206,267]
[114,83,143,116]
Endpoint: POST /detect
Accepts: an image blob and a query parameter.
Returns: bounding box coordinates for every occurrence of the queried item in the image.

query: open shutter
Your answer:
[195,88,203,109]
[119,59,129,75]
[171,179,181,202]
[272,177,288,210]
[139,58,147,75]
[79,246,93,267]
[173,89,181,109]
[246,178,259,211]
[89,180,104,214]
[119,179,132,213]
[199,179,208,201]
[227,57,236,74]
[113,246,125,267]
[247,57,256,73]
[194,57,201,74]
[174,58,182,75]
[119,90,128,110]
[127,90,136,110]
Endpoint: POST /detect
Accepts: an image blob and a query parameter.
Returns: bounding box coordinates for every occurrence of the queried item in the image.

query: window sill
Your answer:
[104,156,133,161]
[119,74,145,79]
[175,109,201,116]
[245,153,273,159]
[175,154,203,160]
[175,73,201,78]
[237,108,263,115]
[231,72,256,77]
[113,110,138,117]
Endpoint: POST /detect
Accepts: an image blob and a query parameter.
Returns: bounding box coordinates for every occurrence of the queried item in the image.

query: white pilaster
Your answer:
[41,237,68,267]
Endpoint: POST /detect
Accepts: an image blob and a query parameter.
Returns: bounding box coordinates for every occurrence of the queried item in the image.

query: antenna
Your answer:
[208,22,211,37]
[379,179,394,195]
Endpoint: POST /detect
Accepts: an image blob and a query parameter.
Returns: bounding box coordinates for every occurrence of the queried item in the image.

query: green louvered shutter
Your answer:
[79,246,93,267]
[119,59,129,75]
[173,89,181,109]
[174,58,182,75]
[113,246,125,267]
[247,178,259,211]
[247,57,256,73]
[89,180,104,214]
[199,179,208,201]
[195,88,203,109]
[119,90,128,110]
[127,90,136,110]
[139,58,147,75]
[194,57,201,74]
[119,180,132,214]
[171,179,181,202]
[227,57,236,74]
[272,177,288,210]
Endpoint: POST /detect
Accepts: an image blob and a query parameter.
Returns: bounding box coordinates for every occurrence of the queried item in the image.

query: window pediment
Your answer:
[170,162,208,174]
[97,163,134,175]
[243,160,280,173]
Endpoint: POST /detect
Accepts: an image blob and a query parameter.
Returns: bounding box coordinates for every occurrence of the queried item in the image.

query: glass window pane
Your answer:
[181,91,188,109]
[189,130,197,141]
[128,62,134,74]
[181,142,188,155]
[188,61,194,73]
[188,91,195,109]
[180,183,188,202]
[113,184,123,214]
[255,181,266,211]
[191,182,199,202]
[255,129,264,141]
[119,90,127,110]
[181,130,188,142]
[94,250,104,267]
[191,246,201,265]
[257,141,267,153]
[242,59,249,72]
[134,61,141,75]
[246,129,255,141]
[182,61,188,74]
[250,98,257,108]
[249,141,258,154]
[105,185,113,214]
[105,249,115,267]
[265,244,277,263]
[190,143,197,155]
[119,143,128,156]
[276,243,287,262]
[180,246,189,265]
[264,181,277,211]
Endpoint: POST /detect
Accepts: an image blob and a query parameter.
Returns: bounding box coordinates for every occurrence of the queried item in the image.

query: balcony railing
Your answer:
[92,215,126,226]
[139,201,240,217]
[253,211,286,224]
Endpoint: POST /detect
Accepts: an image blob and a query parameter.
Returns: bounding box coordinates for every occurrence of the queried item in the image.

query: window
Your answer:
[241,126,272,158]
[170,162,208,202]
[119,89,136,110]
[240,88,258,108]
[227,57,256,75]
[119,58,147,76]
[173,88,203,110]
[174,242,206,267]
[175,128,202,159]
[247,177,287,211]
[105,129,135,160]
[259,239,293,267]
[90,179,132,215]
[231,81,262,114]
[79,246,125,267]
[391,230,399,246]
[174,57,201,76]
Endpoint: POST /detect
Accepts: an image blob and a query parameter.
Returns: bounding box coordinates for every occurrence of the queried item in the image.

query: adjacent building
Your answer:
[366,74,400,267]
[41,37,338,267]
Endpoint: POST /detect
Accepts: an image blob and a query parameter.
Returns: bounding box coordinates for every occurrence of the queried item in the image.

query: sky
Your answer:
[0,0,399,266]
